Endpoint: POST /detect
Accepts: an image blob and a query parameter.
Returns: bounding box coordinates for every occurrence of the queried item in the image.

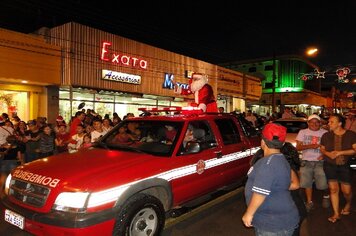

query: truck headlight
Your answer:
[53,192,89,212]
[4,174,12,195]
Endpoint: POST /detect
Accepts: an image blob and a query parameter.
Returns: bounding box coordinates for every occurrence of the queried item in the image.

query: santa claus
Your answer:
[181,73,218,112]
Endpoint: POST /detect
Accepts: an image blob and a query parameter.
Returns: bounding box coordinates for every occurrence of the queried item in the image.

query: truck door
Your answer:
[214,117,253,184]
[170,120,224,204]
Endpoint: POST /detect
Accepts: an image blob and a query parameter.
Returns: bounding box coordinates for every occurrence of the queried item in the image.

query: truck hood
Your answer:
[12,148,167,191]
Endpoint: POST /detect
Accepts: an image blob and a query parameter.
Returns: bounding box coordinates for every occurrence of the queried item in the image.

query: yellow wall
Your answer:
[0,28,61,84]
[0,28,61,120]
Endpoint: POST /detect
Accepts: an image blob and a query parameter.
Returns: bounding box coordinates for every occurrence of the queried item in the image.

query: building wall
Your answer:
[48,22,261,105]
[0,28,61,122]
[0,28,61,85]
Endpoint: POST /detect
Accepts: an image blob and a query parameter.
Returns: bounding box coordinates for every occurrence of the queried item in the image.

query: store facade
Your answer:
[0,28,61,123]
[47,22,261,122]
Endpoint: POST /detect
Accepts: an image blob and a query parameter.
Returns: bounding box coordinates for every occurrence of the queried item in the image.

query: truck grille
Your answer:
[9,179,50,208]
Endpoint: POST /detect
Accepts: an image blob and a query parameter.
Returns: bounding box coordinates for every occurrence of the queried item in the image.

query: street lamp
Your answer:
[306,47,318,57]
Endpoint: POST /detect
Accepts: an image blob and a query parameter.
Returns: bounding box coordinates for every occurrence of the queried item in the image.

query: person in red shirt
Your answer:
[55,124,71,153]
[69,111,86,137]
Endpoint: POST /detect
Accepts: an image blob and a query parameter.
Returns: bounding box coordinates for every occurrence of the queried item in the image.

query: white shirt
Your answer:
[91,130,108,142]
[68,133,85,151]
[296,128,328,161]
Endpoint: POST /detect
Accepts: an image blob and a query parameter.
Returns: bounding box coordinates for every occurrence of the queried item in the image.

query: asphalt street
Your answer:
[163,176,356,236]
[1,175,356,236]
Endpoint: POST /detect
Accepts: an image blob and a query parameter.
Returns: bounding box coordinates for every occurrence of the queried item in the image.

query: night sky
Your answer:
[1,0,356,91]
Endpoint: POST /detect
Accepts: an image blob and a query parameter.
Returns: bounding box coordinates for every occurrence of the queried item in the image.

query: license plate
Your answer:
[4,209,24,230]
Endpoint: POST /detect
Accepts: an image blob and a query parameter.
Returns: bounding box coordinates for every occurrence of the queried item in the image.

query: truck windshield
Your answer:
[101,120,184,156]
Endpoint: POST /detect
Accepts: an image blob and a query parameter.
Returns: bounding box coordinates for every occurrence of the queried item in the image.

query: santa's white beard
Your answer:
[190,79,206,92]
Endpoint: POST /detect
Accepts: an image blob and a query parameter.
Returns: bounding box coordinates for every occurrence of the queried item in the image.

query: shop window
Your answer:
[115,103,156,119]
[95,103,114,119]
[95,94,115,102]
[59,100,71,123]
[73,91,94,101]
[171,101,189,107]
[59,90,70,99]
[71,101,94,118]
[131,97,157,105]
[158,100,170,106]
[115,103,129,120]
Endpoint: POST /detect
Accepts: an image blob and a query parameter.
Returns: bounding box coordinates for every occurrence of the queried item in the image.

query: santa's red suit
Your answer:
[180,73,218,112]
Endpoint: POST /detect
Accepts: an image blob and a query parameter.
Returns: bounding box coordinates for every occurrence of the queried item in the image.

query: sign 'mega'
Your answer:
[100,41,148,69]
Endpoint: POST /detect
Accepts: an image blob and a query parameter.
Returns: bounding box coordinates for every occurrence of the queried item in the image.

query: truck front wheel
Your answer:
[113,193,165,236]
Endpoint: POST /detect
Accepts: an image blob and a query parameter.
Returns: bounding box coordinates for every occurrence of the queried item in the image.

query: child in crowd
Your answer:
[68,124,85,153]
[114,126,130,143]
[53,115,67,133]
[91,119,107,142]
[55,124,71,153]
[112,116,121,126]
[102,118,113,133]
[80,134,92,149]
[85,125,94,135]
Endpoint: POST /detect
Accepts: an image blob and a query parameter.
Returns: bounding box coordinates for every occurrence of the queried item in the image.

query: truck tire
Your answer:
[112,193,165,236]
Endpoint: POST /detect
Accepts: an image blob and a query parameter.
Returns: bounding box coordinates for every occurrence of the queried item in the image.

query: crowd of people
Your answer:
[0,109,131,189]
[243,107,356,133]
[243,112,356,236]
[0,106,355,234]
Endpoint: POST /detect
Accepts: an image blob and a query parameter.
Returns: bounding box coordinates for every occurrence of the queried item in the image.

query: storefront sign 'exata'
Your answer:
[100,42,148,69]
[102,70,141,85]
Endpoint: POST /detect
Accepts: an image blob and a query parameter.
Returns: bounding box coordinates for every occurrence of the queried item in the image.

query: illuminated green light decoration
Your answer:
[263,87,304,93]
[277,87,304,92]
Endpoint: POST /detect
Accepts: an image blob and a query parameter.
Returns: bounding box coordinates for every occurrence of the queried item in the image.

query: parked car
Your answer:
[1,108,260,236]
[273,117,308,147]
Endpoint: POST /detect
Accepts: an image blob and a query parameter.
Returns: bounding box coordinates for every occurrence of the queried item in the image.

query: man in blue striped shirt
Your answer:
[242,123,299,236]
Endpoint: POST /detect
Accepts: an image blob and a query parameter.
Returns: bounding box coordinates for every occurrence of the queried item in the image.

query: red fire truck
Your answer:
[1,108,260,235]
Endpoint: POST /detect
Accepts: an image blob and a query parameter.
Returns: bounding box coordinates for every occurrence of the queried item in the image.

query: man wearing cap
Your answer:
[296,114,329,211]
[242,123,299,235]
